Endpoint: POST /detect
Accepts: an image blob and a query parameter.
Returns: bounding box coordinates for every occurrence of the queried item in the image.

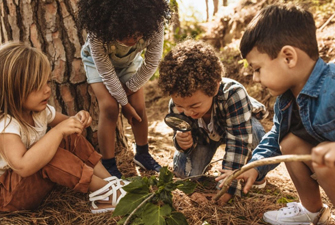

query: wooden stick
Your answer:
[214,154,312,201]
[319,13,335,31]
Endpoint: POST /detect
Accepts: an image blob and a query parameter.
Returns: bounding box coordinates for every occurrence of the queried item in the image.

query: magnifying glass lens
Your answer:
[164,113,193,131]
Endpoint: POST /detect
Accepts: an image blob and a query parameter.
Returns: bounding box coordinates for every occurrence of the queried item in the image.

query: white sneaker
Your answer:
[263,202,330,225]
[89,176,129,214]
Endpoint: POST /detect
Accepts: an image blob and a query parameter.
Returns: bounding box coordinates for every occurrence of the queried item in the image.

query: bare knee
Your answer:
[99,101,119,122]
[280,133,313,155]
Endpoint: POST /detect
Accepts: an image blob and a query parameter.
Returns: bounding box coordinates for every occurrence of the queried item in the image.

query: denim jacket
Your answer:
[249,58,335,180]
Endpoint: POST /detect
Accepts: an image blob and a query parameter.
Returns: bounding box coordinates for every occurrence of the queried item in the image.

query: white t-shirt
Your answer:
[0,104,56,175]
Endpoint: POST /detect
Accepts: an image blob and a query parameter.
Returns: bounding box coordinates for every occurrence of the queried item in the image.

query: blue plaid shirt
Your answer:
[169,77,267,196]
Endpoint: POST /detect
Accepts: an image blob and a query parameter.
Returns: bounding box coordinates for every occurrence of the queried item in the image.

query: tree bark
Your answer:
[168,0,180,42]
[205,0,209,21]
[0,0,128,152]
[213,0,219,16]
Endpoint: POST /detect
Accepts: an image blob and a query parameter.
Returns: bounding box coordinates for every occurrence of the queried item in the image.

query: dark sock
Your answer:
[101,157,116,169]
[101,157,122,178]
[136,144,149,154]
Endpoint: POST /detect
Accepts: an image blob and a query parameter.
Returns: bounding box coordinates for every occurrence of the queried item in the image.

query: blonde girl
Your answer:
[0,42,127,213]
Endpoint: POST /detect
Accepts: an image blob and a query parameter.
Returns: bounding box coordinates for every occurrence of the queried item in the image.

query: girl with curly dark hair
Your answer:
[78,0,170,177]
[158,40,267,204]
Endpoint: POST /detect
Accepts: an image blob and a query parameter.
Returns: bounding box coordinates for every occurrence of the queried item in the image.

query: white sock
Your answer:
[299,202,320,220]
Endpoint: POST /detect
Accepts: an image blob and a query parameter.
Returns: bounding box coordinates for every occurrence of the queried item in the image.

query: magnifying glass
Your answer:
[164,113,194,132]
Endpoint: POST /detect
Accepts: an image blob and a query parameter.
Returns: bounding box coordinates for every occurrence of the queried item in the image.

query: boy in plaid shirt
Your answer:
[158,40,267,204]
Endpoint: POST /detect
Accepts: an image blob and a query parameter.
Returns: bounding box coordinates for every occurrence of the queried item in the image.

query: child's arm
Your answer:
[88,37,141,124]
[247,101,282,180]
[125,23,164,92]
[312,141,335,168]
[88,36,128,106]
[0,116,85,177]
[49,110,92,129]
[218,86,253,196]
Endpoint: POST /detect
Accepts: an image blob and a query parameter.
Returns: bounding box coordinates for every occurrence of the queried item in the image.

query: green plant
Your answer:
[113,167,197,225]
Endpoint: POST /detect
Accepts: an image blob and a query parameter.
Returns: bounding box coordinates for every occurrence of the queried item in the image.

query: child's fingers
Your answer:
[242,178,255,194]
[86,116,92,127]
[176,134,193,148]
[311,142,335,168]
[133,113,142,122]
[312,144,328,165]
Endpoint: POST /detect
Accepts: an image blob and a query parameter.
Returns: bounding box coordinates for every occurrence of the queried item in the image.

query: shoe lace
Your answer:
[280,202,303,216]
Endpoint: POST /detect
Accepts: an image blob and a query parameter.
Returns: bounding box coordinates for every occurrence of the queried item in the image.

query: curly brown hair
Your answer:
[77,0,170,43]
[158,40,224,97]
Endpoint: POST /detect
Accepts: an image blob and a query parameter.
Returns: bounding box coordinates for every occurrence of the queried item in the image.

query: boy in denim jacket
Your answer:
[158,40,267,204]
[218,4,335,224]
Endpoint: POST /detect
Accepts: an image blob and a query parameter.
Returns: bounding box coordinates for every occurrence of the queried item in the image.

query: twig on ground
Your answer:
[319,13,335,31]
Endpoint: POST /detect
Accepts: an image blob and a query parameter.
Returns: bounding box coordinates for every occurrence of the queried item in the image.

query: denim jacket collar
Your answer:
[299,58,327,98]
[278,58,327,111]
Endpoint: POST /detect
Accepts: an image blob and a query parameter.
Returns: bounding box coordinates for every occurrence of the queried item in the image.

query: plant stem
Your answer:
[124,193,155,225]
[214,154,312,201]
[176,174,215,181]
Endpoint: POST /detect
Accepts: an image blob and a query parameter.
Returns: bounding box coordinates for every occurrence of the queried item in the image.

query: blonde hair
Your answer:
[0,42,51,163]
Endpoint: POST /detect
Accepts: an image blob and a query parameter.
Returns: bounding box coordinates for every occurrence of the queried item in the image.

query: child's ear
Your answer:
[279,45,298,68]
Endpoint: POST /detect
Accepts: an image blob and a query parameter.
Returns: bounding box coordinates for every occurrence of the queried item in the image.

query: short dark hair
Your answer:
[158,40,223,97]
[240,4,318,60]
[77,0,170,43]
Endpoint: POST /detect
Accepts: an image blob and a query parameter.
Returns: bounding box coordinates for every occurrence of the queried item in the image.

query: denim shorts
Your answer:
[81,42,143,84]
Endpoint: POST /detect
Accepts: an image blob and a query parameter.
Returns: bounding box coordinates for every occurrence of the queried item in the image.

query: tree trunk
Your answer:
[0,0,128,152]
[205,0,209,21]
[168,0,180,42]
[213,0,219,16]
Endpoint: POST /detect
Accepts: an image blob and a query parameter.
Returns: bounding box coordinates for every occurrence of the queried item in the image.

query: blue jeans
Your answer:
[173,117,266,178]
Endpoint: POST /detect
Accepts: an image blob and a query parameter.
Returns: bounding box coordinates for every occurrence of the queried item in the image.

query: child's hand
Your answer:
[122,83,135,96]
[175,131,193,150]
[312,141,335,168]
[122,103,142,126]
[74,110,92,128]
[236,168,259,194]
[215,168,234,188]
[216,168,259,194]
[54,116,85,137]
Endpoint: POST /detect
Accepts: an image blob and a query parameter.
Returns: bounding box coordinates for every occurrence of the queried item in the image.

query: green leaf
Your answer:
[158,167,174,186]
[164,182,178,192]
[117,216,144,225]
[159,190,173,205]
[166,212,188,225]
[142,203,171,225]
[148,175,158,186]
[174,180,197,194]
[122,178,150,194]
[113,192,152,216]
[130,217,144,225]
[277,197,294,204]
[117,217,127,225]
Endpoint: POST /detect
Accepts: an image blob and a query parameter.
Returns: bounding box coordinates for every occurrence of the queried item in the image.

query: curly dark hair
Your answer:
[158,40,224,98]
[77,0,170,43]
